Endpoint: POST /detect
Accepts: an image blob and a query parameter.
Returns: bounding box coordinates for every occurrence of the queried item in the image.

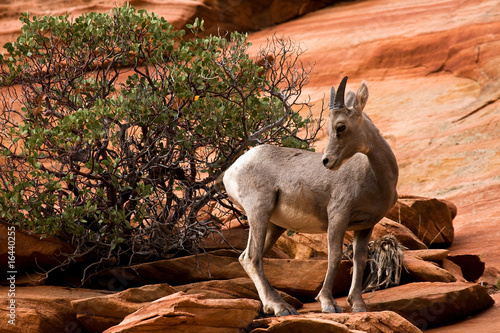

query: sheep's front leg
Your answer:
[347,227,372,312]
[240,214,298,316]
[315,215,349,313]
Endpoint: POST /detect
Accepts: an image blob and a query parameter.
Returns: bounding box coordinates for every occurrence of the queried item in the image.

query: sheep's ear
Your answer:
[356,80,369,112]
[345,90,357,111]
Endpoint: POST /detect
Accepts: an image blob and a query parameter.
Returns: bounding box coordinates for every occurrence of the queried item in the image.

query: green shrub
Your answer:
[0,5,322,280]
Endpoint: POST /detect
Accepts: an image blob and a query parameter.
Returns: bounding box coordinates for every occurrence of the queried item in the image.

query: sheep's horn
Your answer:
[329,86,336,110]
[333,76,348,109]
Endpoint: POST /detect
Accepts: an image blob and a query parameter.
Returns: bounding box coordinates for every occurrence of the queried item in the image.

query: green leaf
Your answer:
[4,42,14,53]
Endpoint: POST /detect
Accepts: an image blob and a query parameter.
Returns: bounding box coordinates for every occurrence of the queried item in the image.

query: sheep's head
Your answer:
[322,76,369,170]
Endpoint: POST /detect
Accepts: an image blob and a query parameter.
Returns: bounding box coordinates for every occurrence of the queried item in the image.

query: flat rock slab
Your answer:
[175,277,303,310]
[251,311,421,333]
[0,285,113,333]
[73,278,302,333]
[72,283,177,333]
[252,317,353,333]
[336,282,494,330]
[426,292,500,333]
[104,292,261,333]
[405,249,450,262]
[91,252,353,299]
[404,256,457,282]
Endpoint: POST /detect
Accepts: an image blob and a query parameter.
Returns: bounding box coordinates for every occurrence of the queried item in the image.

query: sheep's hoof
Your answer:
[322,305,343,313]
[277,309,299,316]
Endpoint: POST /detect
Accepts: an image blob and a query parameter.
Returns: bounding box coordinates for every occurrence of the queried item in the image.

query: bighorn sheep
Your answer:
[223,76,398,316]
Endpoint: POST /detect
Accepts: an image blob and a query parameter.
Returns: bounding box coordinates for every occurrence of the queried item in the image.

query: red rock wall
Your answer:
[0,0,341,53]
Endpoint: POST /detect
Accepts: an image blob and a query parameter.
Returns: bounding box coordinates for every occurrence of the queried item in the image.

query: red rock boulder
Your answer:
[371,218,428,250]
[403,255,456,283]
[0,224,74,283]
[252,311,421,333]
[0,285,112,333]
[72,283,177,333]
[385,196,456,248]
[358,282,494,330]
[103,292,261,333]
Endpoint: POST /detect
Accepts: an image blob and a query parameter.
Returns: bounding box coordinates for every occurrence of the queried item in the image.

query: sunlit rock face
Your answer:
[0,0,342,53]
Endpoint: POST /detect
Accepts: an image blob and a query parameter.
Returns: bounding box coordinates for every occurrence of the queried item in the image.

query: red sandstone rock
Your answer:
[252,311,421,333]
[103,292,261,333]
[371,217,428,250]
[1,0,500,275]
[302,282,494,331]
[0,224,75,281]
[247,0,500,271]
[91,251,353,299]
[441,258,467,283]
[447,254,485,282]
[200,226,249,251]
[385,196,455,247]
[275,232,328,259]
[72,283,177,333]
[176,277,261,299]
[0,285,112,333]
[478,266,500,287]
[73,278,299,333]
[253,317,353,333]
[277,216,426,261]
[404,249,470,283]
[405,249,450,262]
[0,2,499,332]
[175,277,303,310]
[425,293,500,333]
[359,282,494,330]
[0,0,341,55]
[404,255,456,283]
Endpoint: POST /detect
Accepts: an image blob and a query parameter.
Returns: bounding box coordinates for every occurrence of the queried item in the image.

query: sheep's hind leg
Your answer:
[240,212,298,316]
